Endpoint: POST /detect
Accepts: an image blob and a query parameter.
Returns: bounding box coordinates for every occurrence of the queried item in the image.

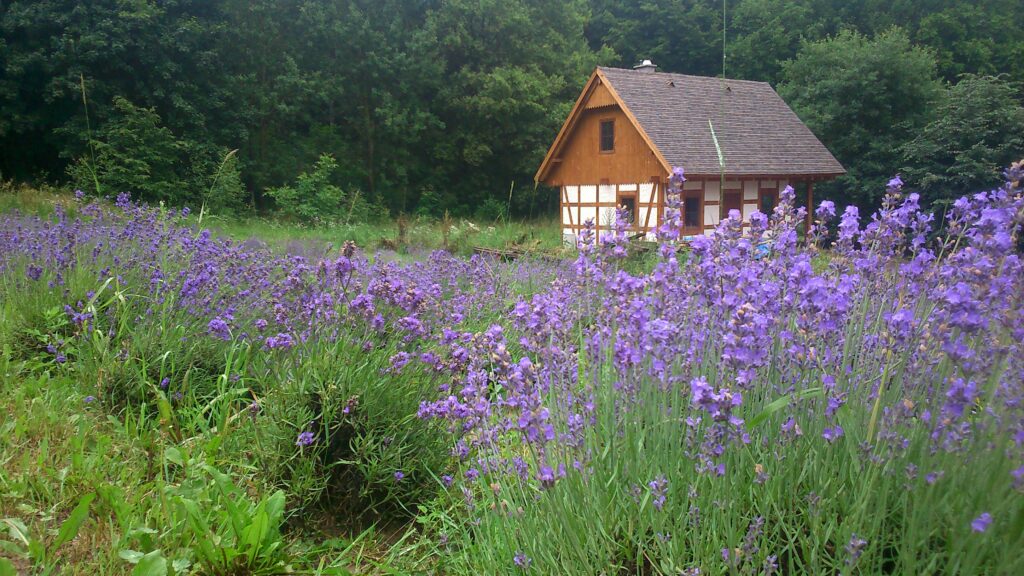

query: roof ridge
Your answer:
[598,66,771,87]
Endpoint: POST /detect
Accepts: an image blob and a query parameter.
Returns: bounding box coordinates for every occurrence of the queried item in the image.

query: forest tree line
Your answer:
[1,0,1022,220]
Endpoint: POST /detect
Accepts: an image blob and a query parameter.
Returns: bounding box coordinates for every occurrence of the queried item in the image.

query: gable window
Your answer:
[599,120,615,152]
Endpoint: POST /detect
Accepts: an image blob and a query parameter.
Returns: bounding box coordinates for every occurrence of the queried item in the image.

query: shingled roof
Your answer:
[542,66,845,179]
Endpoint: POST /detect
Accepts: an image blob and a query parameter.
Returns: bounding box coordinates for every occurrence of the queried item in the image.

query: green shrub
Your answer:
[244,336,451,520]
[67,97,247,214]
[266,154,371,224]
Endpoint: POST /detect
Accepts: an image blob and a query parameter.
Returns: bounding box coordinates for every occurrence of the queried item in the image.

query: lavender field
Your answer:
[2,168,1023,574]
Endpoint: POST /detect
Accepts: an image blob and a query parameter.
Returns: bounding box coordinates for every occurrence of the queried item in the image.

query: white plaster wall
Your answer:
[639,183,656,203]
[704,204,720,227]
[600,207,617,227]
[762,180,776,190]
[640,207,659,228]
[599,184,617,204]
[580,185,597,204]
[684,180,703,191]
[562,207,573,227]
[579,206,598,226]
[743,180,758,201]
[742,204,756,221]
[704,180,720,202]
[724,180,741,190]
[619,183,637,192]
[565,185,579,203]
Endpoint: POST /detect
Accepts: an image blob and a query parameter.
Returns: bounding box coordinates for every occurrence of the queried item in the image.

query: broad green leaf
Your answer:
[241,509,269,560]
[163,447,184,467]
[0,558,17,576]
[0,541,26,556]
[1,518,30,546]
[119,549,145,563]
[264,491,286,525]
[132,550,168,576]
[50,493,95,553]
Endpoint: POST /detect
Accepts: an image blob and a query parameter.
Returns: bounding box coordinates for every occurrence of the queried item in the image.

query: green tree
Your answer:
[291,0,445,213]
[587,0,721,77]
[902,75,1024,208]
[779,28,943,208]
[68,96,245,212]
[727,0,820,82]
[427,0,611,215]
[0,1,241,185]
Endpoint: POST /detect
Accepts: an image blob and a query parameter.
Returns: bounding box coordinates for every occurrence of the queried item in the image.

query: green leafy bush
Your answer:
[243,337,451,519]
[267,154,372,224]
[68,97,247,214]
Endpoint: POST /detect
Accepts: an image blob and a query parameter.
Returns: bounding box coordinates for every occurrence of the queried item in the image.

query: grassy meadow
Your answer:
[1,177,1023,575]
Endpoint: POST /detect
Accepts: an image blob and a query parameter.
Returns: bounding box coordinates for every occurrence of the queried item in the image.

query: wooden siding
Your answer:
[584,81,617,109]
[545,105,668,186]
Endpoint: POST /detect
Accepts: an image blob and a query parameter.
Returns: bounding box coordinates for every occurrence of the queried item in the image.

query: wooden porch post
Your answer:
[805,181,814,238]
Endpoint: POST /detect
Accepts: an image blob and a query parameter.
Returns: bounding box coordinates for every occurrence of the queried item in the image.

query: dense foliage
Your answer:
[1,1,1022,217]
[2,163,1023,572]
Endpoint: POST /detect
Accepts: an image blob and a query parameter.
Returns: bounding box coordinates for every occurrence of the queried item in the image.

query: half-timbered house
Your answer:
[535,61,845,242]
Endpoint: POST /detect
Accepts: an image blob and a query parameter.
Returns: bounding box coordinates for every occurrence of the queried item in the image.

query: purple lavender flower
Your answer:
[943,378,979,419]
[648,475,668,511]
[513,550,531,569]
[822,426,844,443]
[816,200,836,221]
[296,431,315,447]
[971,512,992,533]
[160,377,170,390]
[264,332,295,351]
[845,534,868,565]
[394,470,405,481]
[84,395,96,404]
[208,317,231,340]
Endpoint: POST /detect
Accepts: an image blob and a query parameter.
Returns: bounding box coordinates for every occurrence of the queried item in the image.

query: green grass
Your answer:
[0,186,568,574]
[203,213,565,258]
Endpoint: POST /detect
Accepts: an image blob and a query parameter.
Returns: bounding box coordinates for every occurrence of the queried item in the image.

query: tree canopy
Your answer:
[1,0,1022,218]
[778,28,944,208]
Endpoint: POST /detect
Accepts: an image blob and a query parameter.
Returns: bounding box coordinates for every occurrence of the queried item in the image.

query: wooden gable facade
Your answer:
[537,70,669,241]
[536,65,845,243]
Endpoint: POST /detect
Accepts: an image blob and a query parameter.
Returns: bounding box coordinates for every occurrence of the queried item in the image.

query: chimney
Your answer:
[633,59,657,73]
